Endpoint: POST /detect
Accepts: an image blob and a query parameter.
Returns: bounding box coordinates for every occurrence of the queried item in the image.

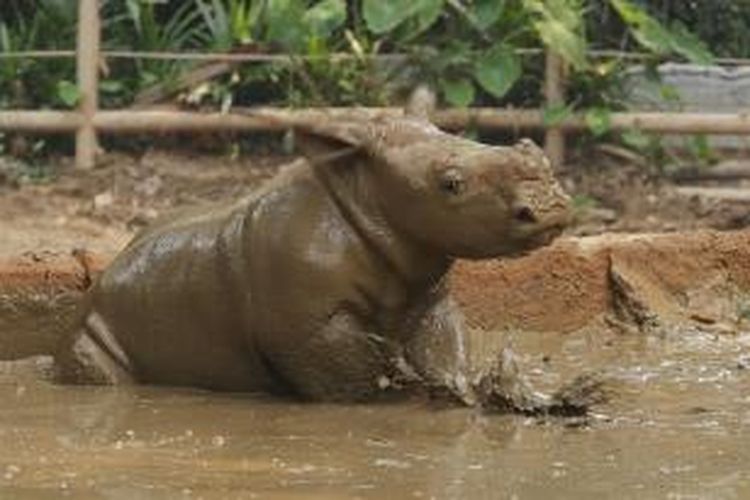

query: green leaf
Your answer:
[535,20,587,70]
[686,134,715,165]
[659,84,681,103]
[306,35,328,58]
[412,0,444,35]
[266,0,307,49]
[531,0,583,32]
[363,0,416,34]
[610,0,713,64]
[585,107,612,137]
[473,45,521,99]
[374,0,443,41]
[620,128,651,150]
[469,0,505,31]
[228,0,257,44]
[667,22,714,65]
[100,80,125,94]
[304,0,347,38]
[440,77,475,107]
[0,22,11,52]
[543,103,573,126]
[628,21,672,54]
[56,80,80,108]
[523,0,587,70]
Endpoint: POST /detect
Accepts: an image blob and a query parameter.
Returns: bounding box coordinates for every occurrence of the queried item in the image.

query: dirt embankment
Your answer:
[453,230,750,334]
[2,230,749,361]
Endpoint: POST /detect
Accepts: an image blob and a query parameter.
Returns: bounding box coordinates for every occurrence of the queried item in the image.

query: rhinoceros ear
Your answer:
[293,129,360,160]
[292,112,430,164]
[291,117,374,167]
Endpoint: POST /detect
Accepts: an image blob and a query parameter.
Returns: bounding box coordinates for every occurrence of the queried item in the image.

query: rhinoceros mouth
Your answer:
[505,224,565,257]
[454,224,564,260]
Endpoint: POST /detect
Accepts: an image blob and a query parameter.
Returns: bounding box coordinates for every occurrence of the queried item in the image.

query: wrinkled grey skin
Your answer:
[55,114,573,407]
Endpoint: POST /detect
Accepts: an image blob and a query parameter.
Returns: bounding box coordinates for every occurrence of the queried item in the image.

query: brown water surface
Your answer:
[2,328,750,499]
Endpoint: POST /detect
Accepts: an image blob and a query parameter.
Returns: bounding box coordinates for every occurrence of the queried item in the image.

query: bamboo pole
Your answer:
[86,109,750,134]
[11,48,750,66]
[75,0,100,169]
[1,108,750,135]
[0,111,82,132]
[544,51,566,167]
[0,50,77,59]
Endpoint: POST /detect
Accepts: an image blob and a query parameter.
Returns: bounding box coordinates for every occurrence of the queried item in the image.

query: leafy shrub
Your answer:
[0,0,721,156]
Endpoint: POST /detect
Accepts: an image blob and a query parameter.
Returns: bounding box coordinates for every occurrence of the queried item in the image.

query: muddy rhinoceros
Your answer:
[55,113,576,409]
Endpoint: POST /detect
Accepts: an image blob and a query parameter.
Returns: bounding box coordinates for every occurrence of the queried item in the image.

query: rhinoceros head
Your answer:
[296,114,571,260]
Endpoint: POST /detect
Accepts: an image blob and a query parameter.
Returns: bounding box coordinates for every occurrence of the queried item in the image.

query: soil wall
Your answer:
[2,230,749,360]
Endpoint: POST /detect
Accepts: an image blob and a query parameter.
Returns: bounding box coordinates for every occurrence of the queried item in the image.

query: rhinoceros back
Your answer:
[88,195,274,391]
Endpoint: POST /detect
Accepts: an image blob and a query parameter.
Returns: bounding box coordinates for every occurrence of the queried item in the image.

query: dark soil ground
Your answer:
[0,149,283,255]
[566,149,750,235]
[2,144,749,257]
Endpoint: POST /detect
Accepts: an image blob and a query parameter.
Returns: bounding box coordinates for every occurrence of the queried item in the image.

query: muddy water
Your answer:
[3,328,750,499]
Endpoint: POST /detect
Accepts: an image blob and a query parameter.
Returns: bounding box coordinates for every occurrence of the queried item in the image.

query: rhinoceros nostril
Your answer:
[513,205,537,224]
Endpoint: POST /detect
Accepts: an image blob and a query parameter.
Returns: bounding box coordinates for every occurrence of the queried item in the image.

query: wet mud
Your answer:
[3,230,750,496]
[2,326,750,498]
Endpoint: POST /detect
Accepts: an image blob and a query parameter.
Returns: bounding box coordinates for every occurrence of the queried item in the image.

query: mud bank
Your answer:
[1,230,749,360]
[0,250,104,359]
[453,229,750,335]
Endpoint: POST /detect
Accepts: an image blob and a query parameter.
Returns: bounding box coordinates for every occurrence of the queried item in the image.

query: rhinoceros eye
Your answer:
[438,169,465,196]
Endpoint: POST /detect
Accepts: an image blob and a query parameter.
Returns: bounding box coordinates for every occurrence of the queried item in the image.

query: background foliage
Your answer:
[0,0,736,158]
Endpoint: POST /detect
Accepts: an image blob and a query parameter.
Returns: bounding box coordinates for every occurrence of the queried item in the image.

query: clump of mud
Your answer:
[472,348,609,417]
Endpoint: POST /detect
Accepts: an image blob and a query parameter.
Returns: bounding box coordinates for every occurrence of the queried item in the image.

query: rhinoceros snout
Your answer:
[512,204,538,224]
[508,192,571,252]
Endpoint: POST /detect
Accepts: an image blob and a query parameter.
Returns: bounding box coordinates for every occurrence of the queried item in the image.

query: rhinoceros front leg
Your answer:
[403,295,474,403]
[414,297,606,415]
[407,295,586,414]
[266,311,409,402]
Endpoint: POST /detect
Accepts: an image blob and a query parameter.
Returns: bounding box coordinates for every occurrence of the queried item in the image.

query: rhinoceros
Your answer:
[55,112,577,410]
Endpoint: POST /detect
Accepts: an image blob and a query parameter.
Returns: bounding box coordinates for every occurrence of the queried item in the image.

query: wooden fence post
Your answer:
[75,0,100,170]
[544,51,566,168]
